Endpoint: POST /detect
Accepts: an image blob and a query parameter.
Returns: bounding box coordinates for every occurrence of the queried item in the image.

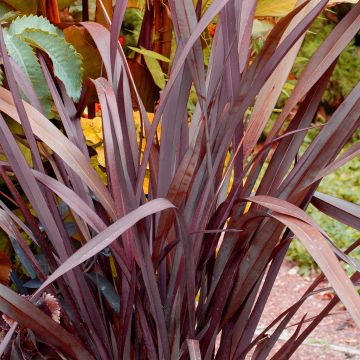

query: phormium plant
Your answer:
[0,0,359,359]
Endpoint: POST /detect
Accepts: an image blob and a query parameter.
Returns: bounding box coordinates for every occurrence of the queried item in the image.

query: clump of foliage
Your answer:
[0,1,359,360]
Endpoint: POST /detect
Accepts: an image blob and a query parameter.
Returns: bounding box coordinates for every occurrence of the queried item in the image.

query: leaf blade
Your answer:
[35,199,175,295]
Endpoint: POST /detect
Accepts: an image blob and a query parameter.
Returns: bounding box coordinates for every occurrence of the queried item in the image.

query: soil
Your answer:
[255,261,360,359]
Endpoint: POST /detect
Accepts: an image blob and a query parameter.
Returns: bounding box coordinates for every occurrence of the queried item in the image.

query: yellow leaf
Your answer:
[328,0,359,4]
[109,255,118,278]
[90,155,107,185]
[80,117,103,145]
[18,142,33,167]
[95,144,105,167]
[133,111,159,144]
[244,202,251,214]
[255,0,297,17]
[255,0,358,17]
[82,111,157,193]
[143,168,150,195]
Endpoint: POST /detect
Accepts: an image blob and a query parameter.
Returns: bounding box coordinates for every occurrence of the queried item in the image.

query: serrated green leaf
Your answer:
[128,46,171,62]
[2,0,37,15]
[19,29,83,101]
[9,15,62,37]
[144,56,166,90]
[4,31,52,115]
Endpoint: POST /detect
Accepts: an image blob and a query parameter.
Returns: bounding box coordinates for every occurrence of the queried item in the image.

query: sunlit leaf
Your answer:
[255,0,297,17]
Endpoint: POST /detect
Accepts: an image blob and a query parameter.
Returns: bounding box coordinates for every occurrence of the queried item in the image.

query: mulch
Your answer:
[256,261,360,359]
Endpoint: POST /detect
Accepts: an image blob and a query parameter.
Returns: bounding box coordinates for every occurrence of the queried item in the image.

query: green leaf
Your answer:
[128,46,171,63]
[19,29,83,101]
[144,56,166,90]
[86,272,120,313]
[9,15,62,37]
[2,0,37,15]
[4,31,52,115]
